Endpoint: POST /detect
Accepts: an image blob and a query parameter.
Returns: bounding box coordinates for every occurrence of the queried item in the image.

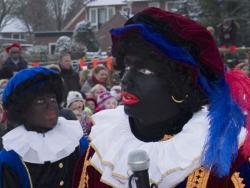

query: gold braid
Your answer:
[78,146,91,188]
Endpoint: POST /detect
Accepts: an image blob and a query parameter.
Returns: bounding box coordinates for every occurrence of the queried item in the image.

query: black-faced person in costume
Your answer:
[0,67,88,188]
[75,8,250,188]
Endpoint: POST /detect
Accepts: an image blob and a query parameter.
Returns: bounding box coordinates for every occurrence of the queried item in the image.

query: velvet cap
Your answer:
[2,67,61,108]
[111,7,224,82]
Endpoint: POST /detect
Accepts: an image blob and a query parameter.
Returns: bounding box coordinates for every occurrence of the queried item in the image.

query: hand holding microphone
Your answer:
[128,150,158,188]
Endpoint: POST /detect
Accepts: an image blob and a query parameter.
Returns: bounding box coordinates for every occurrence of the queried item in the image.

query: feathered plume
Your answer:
[225,69,250,157]
[202,78,245,177]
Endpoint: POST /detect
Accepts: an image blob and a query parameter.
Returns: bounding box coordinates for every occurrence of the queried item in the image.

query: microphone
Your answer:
[128,150,151,188]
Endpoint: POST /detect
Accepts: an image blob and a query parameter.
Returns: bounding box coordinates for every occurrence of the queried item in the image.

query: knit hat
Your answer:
[96,91,114,107]
[110,7,250,177]
[5,43,21,54]
[66,91,84,108]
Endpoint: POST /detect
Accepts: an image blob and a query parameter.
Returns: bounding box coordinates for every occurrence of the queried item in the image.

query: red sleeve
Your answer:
[72,146,112,188]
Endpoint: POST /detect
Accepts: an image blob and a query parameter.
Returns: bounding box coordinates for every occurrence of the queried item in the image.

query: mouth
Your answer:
[121,92,139,105]
[46,111,57,120]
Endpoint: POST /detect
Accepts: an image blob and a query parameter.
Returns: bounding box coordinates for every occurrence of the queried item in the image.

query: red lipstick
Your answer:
[46,111,57,119]
[121,92,139,105]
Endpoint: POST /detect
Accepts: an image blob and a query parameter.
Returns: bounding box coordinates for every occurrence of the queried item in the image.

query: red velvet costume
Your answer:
[74,7,250,188]
[73,107,250,188]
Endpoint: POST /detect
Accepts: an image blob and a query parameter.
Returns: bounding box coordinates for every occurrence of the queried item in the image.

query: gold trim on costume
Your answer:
[90,143,128,180]
[186,167,210,188]
[78,147,91,188]
[231,172,245,188]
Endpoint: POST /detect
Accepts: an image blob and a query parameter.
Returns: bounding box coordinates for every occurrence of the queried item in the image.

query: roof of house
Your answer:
[86,0,127,7]
[0,17,30,33]
[64,7,86,31]
[126,0,151,2]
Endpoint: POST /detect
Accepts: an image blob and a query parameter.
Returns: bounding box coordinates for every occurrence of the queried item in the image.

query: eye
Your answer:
[125,66,131,71]
[49,97,57,103]
[35,98,45,104]
[138,68,154,75]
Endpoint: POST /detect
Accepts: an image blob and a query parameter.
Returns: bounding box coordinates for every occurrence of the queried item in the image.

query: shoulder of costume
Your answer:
[0,149,31,188]
[92,105,126,126]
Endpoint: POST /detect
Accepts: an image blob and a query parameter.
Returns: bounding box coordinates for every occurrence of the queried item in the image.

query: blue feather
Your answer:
[202,79,245,177]
[110,24,198,67]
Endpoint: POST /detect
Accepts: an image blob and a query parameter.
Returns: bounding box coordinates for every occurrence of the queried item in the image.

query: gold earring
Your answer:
[171,94,188,104]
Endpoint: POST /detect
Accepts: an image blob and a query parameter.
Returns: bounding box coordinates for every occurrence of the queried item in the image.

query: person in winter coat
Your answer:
[0,43,27,79]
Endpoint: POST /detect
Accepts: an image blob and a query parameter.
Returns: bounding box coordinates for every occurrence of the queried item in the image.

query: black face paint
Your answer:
[23,93,59,132]
[121,54,192,141]
[122,54,180,123]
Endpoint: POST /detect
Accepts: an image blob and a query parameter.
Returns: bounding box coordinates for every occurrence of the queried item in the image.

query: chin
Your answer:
[124,105,139,118]
[46,118,58,129]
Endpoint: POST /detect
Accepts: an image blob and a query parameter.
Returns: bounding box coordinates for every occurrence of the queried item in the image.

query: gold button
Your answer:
[58,162,63,168]
[59,180,64,186]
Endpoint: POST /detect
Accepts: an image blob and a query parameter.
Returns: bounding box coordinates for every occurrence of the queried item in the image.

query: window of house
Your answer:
[89,8,98,26]
[89,6,116,30]
[98,8,107,28]
[121,6,131,17]
[166,1,184,12]
[49,43,56,55]
[148,2,160,8]
[2,33,11,39]
[107,7,115,20]
[12,33,20,39]
[20,33,25,39]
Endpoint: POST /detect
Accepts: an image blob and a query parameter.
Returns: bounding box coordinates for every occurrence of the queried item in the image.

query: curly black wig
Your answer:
[3,68,64,125]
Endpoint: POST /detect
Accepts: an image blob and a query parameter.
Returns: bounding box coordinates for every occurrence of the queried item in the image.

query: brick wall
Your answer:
[97,13,127,51]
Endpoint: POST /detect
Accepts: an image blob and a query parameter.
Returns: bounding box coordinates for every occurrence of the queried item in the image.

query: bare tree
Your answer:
[0,0,18,30]
[15,0,55,31]
[48,0,72,31]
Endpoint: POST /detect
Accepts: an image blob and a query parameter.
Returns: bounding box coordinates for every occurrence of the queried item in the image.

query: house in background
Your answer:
[64,0,186,51]
[86,0,127,31]
[33,31,73,55]
[96,12,127,51]
[85,0,186,31]
[0,17,32,45]
[64,7,87,31]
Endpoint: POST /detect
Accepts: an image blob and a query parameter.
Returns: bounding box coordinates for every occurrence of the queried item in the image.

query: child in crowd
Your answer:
[66,91,93,135]
[96,91,118,112]
[110,85,122,104]
[88,84,107,101]
[85,97,97,114]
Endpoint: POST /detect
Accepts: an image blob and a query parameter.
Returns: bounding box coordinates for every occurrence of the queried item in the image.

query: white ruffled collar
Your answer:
[2,117,83,164]
[89,106,247,188]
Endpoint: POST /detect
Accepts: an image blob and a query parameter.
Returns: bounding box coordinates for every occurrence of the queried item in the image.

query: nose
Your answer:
[121,69,134,90]
[45,98,58,110]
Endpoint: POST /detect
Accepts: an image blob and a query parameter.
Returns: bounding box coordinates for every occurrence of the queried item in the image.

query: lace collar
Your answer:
[89,106,246,188]
[2,117,83,164]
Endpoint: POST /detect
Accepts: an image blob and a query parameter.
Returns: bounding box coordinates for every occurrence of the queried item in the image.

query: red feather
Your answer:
[225,69,250,157]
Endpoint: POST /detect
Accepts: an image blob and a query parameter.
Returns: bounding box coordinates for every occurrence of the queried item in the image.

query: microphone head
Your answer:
[128,150,150,172]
